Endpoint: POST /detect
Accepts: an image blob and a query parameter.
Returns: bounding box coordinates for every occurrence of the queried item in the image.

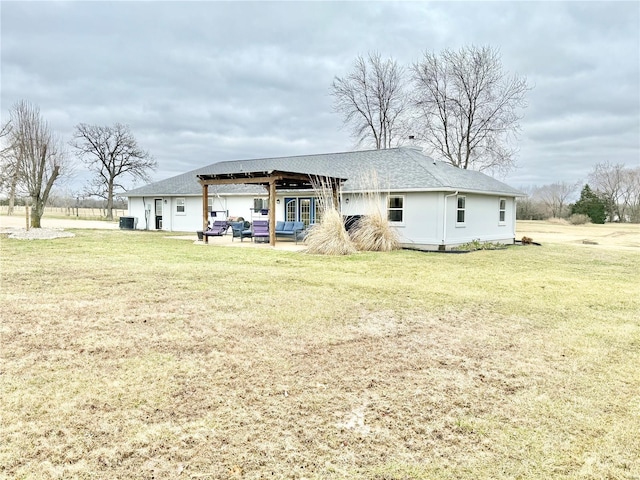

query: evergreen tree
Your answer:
[572,184,606,224]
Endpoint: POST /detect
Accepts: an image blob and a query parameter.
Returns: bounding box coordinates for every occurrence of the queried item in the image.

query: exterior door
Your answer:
[284,197,315,227]
[285,198,297,222]
[155,199,163,230]
[299,198,311,227]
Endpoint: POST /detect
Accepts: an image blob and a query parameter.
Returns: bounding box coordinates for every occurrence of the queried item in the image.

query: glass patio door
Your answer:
[299,199,311,227]
[284,197,315,227]
[285,198,297,222]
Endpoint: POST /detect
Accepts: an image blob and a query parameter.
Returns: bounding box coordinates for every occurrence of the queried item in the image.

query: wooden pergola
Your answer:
[196,170,346,246]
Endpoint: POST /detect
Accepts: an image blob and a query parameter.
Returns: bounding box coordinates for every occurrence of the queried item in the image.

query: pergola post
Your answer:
[332,180,340,210]
[201,182,209,244]
[269,180,276,246]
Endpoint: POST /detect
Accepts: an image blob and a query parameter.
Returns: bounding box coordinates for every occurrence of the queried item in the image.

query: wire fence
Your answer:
[0,206,128,219]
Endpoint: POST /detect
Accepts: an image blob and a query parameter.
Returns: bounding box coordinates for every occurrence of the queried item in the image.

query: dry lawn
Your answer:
[1,224,639,479]
[517,220,640,251]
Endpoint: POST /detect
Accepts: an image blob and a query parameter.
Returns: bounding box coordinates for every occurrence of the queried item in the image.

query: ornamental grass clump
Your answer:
[350,210,400,252]
[304,176,356,255]
[348,170,400,252]
[304,208,356,255]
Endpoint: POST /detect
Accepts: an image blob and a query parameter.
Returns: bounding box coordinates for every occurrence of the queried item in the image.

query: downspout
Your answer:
[441,191,458,250]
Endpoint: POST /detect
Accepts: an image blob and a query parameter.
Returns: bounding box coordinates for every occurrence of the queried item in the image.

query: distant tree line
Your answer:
[517,162,640,223]
[0,100,155,227]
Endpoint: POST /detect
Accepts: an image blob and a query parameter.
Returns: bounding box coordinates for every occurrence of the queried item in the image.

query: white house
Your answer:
[124,147,524,250]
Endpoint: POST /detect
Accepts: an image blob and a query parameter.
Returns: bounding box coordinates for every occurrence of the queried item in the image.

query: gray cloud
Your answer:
[2,1,638,193]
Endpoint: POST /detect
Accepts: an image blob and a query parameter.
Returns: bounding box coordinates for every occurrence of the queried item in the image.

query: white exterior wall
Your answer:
[340,191,443,248]
[126,191,516,247]
[127,194,284,232]
[443,193,516,247]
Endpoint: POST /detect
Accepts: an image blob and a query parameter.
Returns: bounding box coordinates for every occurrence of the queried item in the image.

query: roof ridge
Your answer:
[212,147,404,168]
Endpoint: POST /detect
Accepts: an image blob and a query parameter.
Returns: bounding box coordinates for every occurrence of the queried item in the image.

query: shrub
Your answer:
[453,239,506,251]
[346,169,400,252]
[568,213,591,225]
[350,211,400,252]
[304,208,356,255]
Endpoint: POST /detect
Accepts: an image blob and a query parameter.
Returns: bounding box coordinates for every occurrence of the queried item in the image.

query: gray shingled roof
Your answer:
[125,147,524,197]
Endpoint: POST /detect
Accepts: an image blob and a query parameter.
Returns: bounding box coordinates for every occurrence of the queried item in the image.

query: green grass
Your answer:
[1,229,639,479]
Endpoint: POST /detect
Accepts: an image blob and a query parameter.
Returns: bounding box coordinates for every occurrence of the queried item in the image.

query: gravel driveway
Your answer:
[0,214,118,240]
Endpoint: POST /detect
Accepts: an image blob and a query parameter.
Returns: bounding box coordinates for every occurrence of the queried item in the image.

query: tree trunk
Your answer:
[106,180,114,221]
[31,201,43,228]
[7,175,18,215]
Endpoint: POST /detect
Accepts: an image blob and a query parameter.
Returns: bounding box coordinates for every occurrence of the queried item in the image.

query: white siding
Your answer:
[443,193,516,246]
[127,194,288,232]
[126,192,516,247]
[340,192,443,248]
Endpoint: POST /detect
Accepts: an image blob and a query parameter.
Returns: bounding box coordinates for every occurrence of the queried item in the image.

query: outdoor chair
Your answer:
[229,221,252,242]
[203,220,228,237]
[252,220,269,243]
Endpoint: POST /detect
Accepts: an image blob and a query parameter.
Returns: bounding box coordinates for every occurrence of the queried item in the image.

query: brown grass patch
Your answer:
[1,230,639,479]
[517,220,640,250]
[304,208,356,255]
[349,212,400,252]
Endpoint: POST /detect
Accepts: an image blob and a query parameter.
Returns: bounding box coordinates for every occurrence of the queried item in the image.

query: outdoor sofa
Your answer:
[275,221,306,244]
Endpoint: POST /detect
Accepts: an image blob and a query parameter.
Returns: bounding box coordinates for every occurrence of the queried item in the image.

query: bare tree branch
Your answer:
[412,45,528,174]
[533,182,579,218]
[4,100,66,227]
[70,123,156,220]
[589,162,640,222]
[331,52,409,150]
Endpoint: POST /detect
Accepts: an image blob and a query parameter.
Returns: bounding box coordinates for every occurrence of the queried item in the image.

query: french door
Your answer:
[154,198,163,230]
[284,197,317,226]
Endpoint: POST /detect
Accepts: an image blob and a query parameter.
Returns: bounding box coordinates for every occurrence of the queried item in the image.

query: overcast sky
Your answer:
[2,1,639,194]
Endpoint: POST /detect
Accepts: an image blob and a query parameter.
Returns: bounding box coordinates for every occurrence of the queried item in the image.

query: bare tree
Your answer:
[412,45,528,174]
[534,182,579,219]
[71,123,156,220]
[588,162,628,221]
[623,167,640,223]
[331,52,409,149]
[4,100,66,227]
[0,120,18,214]
[590,163,640,223]
[515,185,546,220]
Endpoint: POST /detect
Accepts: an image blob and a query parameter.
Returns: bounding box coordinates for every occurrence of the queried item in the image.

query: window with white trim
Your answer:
[176,198,185,214]
[387,195,404,223]
[208,197,213,213]
[499,198,506,223]
[456,196,466,224]
[253,198,268,212]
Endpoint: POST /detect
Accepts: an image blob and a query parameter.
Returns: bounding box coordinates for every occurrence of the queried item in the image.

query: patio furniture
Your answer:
[252,220,269,243]
[229,221,252,242]
[274,221,306,244]
[203,220,228,237]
